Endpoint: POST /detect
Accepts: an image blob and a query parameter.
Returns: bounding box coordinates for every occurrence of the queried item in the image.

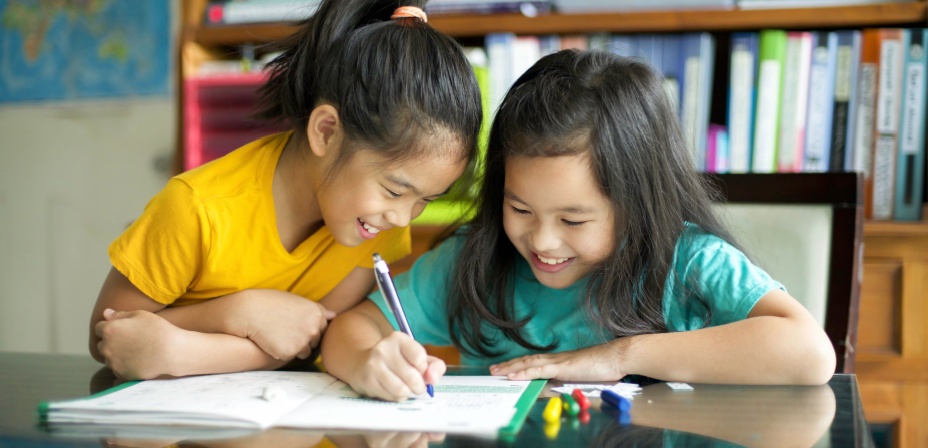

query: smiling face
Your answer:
[502,154,616,289]
[317,148,467,248]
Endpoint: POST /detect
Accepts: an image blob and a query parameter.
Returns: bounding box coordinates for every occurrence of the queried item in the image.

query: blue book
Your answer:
[681,32,716,171]
[661,34,684,118]
[829,30,862,172]
[803,31,838,172]
[727,32,758,173]
[894,29,928,220]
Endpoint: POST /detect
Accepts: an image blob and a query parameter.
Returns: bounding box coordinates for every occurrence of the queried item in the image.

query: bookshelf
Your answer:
[178,2,928,446]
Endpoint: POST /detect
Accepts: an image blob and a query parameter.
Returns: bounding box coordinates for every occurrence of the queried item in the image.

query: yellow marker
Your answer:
[543,419,561,439]
[543,396,563,423]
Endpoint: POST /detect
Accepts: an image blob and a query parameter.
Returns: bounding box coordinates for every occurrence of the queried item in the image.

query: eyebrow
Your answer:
[504,190,598,214]
[386,174,450,198]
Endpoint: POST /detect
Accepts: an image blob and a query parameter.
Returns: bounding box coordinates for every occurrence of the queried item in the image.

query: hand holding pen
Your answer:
[373,253,435,398]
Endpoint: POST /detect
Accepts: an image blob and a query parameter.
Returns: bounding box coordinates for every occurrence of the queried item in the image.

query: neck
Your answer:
[274,134,324,238]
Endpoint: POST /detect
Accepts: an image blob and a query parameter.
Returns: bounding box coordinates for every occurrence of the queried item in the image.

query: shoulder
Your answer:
[175,132,288,196]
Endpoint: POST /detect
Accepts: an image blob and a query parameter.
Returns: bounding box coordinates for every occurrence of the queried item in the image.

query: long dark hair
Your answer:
[449,50,736,358]
[258,0,482,177]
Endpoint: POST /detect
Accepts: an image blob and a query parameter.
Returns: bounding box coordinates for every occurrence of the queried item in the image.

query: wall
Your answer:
[0,100,174,354]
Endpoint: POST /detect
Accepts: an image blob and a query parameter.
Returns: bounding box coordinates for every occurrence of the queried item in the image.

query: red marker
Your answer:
[571,389,591,411]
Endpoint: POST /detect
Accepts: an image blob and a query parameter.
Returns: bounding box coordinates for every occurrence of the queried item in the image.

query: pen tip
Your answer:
[427,384,435,398]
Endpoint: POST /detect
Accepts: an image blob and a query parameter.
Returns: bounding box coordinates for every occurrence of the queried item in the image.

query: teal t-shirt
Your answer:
[369,223,784,367]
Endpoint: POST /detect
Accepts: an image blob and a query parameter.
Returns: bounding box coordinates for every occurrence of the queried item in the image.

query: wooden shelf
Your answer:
[864,220,928,236]
[192,3,928,45]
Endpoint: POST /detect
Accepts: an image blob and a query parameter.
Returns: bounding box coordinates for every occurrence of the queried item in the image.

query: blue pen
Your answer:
[372,253,435,398]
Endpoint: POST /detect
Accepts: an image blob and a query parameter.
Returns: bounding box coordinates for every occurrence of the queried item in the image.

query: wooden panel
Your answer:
[859,382,928,448]
[858,260,903,356]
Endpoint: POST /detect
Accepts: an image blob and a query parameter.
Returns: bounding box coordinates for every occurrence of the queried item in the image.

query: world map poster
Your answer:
[0,0,170,102]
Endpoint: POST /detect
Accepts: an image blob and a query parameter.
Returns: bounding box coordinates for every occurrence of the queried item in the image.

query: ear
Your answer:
[305,104,343,158]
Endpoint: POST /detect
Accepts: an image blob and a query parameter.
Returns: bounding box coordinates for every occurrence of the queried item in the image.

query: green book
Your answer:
[752,29,788,173]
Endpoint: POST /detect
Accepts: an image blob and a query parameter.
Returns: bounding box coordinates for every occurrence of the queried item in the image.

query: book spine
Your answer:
[486,33,515,117]
[871,29,904,220]
[727,32,758,173]
[204,0,319,25]
[857,29,881,218]
[829,30,860,172]
[893,29,927,220]
[777,31,812,172]
[804,31,837,172]
[752,29,787,173]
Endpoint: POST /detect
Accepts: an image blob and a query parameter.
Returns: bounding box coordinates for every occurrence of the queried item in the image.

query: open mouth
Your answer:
[358,218,382,239]
[531,253,574,273]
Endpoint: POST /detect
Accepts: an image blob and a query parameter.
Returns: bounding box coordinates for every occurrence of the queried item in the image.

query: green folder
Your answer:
[499,379,547,439]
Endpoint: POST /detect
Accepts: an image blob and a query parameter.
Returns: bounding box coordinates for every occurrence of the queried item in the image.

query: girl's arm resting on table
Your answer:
[492,289,836,385]
[90,267,287,378]
[321,300,446,402]
[156,266,373,360]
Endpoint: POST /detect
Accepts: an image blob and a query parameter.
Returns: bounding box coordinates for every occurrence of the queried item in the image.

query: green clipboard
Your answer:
[37,380,142,420]
[498,379,546,439]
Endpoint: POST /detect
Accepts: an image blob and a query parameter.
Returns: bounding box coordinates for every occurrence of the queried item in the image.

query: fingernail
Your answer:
[103,308,115,319]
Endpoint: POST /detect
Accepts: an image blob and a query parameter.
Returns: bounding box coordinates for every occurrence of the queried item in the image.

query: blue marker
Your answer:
[373,253,434,398]
[601,389,631,413]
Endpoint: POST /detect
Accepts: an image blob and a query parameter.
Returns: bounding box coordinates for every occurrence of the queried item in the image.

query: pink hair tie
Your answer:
[391,6,427,22]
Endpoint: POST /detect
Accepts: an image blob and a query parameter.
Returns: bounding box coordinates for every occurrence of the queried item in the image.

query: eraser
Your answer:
[666,382,694,391]
[261,385,287,401]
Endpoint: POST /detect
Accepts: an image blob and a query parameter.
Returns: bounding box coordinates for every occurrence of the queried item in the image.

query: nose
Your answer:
[530,220,560,253]
[383,202,415,228]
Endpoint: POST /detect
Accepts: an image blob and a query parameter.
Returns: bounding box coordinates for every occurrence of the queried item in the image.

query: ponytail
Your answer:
[258,0,481,170]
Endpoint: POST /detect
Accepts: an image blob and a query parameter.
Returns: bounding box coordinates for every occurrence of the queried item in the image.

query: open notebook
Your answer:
[38,371,545,437]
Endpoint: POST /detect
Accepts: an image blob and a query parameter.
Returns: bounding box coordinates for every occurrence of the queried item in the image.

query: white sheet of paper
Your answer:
[277,376,529,434]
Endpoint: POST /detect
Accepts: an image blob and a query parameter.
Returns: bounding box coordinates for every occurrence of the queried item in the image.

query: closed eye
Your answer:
[509,205,530,215]
[384,187,401,198]
[562,219,586,227]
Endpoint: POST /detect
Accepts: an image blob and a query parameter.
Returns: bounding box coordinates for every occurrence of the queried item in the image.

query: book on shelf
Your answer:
[871,28,905,220]
[803,31,838,172]
[830,30,862,172]
[855,29,881,219]
[553,0,734,13]
[39,371,546,436]
[893,29,927,220]
[752,30,788,173]
[776,31,812,173]
[737,0,920,9]
[426,0,552,16]
[204,0,319,25]
[727,32,758,173]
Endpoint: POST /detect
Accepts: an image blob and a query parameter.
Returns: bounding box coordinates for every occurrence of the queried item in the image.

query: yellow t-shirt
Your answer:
[109,132,411,306]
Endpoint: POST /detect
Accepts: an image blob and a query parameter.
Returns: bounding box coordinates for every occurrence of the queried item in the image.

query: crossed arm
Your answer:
[89,266,376,379]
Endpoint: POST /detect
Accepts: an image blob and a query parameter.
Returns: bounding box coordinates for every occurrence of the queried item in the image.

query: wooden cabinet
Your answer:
[857,221,928,448]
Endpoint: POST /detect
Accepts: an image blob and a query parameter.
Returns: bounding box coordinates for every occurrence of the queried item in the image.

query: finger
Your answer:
[427,432,447,443]
[102,308,116,320]
[295,344,312,360]
[94,320,108,337]
[374,372,414,402]
[397,337,429,373]
[315,303,337,320]
[509,363,556,380]
[423,357,446,385]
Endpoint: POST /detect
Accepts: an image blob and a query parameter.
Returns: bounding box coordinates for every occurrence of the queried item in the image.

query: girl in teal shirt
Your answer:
[322,50,836,402]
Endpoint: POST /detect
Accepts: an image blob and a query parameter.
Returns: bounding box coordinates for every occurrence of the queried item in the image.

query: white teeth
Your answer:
[537,255,569,265]
[360,220,380,234]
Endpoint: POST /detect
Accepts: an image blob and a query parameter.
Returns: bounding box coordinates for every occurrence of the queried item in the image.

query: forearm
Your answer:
[623,316,835,385]
[321,306,390,384]
[166,328,289,377]
[156,290,253,337]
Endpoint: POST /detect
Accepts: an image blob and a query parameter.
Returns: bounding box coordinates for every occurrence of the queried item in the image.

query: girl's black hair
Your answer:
[258,0,482,177]
[449,50,737,358]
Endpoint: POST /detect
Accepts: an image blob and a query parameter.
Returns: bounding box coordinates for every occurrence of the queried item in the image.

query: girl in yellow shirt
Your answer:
[88,0,482,380]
